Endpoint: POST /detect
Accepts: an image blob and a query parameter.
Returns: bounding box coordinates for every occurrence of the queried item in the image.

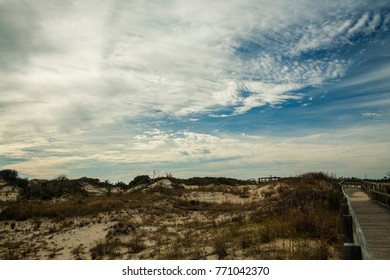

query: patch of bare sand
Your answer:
[0,217,113,259]
[1,179,341,260]
[0,185,19,202]
[143,179,174,191]
[48,221,114,259]
[181,184,278,204]
[81,183,122,195]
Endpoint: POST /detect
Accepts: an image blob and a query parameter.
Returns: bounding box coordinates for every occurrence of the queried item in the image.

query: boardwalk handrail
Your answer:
[361,180,390,206]
[340,182,373,260]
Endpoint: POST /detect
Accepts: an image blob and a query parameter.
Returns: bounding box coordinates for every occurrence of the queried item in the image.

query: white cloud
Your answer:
[6,156,87,179]
[2,119,389,180]
[368,13,382,31]
[232,81,303,114]
[334,62,390,91]
[348,12,370,35]
[362,112,381,118]
[291,11,386,56]
[0,0,367,134]
[1,0,389,179]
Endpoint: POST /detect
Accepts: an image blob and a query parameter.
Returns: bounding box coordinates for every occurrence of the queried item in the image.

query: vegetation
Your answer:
[0,196,123,220]
[19,177,87,200]
[128,175,151,188]
[0,169,19,182]
[158,176,254,186]
[0,169,28,189]
[0,170,344,259]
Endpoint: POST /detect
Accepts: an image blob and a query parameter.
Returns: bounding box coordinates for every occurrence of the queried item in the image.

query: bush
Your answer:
[178,177,251,186]
[107,221,135,237]
[78,177,101,185]
[213,234,228,259]
[19,178,87,200]
[0,169,19,182]
[301,172,337,183]
[127,235,145,254]
[90,239,121,260]
[129,175,151,188]
[0,196,125,220]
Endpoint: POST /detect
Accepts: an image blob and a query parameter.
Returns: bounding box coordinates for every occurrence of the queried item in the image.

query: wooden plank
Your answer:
[344,187,390,260]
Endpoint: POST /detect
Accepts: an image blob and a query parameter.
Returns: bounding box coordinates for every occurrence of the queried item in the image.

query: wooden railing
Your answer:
[361,181,390,206]
[258,176,281,183]
[340,181,373,260]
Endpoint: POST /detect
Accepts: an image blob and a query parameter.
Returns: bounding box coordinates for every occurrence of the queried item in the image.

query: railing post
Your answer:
[344,243,362,260]
[342,204,349,215]
[343,214,354,243]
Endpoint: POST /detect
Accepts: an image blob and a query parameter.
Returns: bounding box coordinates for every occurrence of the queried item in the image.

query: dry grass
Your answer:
[0,173,344,260]
[0,191,163,221]
[90,239,122,260]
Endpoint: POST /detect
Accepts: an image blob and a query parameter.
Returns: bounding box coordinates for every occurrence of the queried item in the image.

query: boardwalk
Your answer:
[344,187,390,259]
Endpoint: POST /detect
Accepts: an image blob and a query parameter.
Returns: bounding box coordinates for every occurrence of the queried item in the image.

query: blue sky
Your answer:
[1,0,389,181]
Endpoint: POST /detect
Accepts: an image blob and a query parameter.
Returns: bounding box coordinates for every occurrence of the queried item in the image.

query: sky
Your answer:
[1,0,390,182]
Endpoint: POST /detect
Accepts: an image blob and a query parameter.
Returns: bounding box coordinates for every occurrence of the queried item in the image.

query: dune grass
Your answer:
[0,172,344,259]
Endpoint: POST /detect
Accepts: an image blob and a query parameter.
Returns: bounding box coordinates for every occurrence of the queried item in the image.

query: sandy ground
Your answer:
[0,183,18,202]
[0,179,340,260]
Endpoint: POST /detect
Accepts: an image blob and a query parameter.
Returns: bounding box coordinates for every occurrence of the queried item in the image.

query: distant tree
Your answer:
[115,181,127,188]
[0,169,19,182]
[115,181,128,191]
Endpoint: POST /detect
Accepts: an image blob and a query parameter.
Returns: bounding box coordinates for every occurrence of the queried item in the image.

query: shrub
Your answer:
[240,234,256,249]
[129,175,151,188]
[127,235,145,254]
[19,178,87,200]
[90,239,121,260]
[0,196,125,220]
[0,169,19,182]
[107,221,135,237]
[213,234,228,259]
[289,240,330,260]
[71,244,85,260]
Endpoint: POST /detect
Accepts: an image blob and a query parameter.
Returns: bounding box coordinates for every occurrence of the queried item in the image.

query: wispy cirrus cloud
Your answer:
[1,0,389,180]
[4,0,386,128]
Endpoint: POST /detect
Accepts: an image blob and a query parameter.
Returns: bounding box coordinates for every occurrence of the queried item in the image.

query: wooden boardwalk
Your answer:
[344,187,390,259]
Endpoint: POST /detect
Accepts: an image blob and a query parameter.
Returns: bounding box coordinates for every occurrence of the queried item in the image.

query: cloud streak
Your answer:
[1,0,389,180]
[4,125,390,180]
